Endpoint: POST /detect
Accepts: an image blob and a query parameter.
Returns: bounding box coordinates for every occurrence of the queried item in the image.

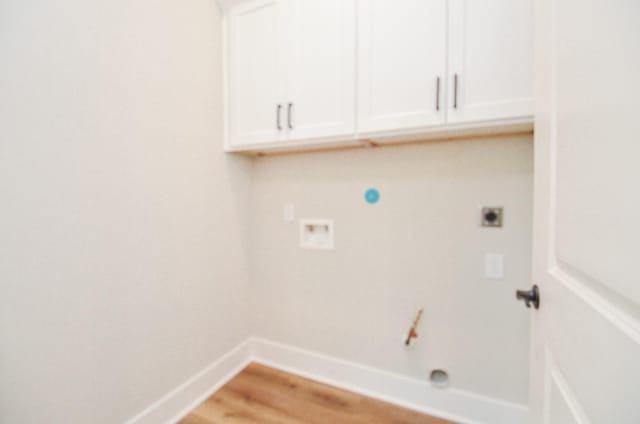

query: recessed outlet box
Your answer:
[481,207,503,227]
[300,219,334,250]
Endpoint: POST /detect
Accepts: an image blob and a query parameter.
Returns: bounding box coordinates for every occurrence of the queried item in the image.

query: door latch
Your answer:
[516,285,540,309]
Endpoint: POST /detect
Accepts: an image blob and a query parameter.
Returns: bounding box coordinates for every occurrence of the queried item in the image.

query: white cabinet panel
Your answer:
[358,0,447,134]
[448,0,533,123]
[228,0,284,146]
[285,0,355,142]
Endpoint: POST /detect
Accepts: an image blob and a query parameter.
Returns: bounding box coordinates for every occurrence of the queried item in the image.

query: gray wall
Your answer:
[0,1,251,422]
[250,135,533,404]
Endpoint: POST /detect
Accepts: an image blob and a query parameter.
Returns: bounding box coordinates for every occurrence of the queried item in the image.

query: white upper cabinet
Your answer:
[358,0,447,134]
[226,0,355,149]
[227,0,284,146]
[285,0,355,142]
[223,0,533,152]
[448,0,534,124]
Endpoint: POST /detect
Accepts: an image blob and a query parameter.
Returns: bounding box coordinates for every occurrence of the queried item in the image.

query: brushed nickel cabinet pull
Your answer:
[436,77,441,111]
[276,104,282,130]
[453,74,459,109]
[287,102,293,129]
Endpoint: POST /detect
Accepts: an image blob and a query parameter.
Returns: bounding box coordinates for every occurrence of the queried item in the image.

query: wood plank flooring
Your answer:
[180,363,456,424]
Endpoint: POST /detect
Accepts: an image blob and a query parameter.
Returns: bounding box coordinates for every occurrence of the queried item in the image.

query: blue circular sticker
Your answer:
[365,188,380,204]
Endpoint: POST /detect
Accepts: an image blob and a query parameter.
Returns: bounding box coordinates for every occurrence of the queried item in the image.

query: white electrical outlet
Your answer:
[283,203,295,222]
[485,253,504,279]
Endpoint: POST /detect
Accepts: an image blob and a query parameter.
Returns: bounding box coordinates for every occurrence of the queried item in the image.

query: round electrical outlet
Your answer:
[481,207,503,227]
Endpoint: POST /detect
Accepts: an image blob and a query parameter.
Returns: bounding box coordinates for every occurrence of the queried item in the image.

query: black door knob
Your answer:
[516,285,540,309]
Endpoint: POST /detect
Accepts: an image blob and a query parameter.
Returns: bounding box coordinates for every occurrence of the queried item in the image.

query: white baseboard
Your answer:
[249,337,529,424]
[125,337,528,424]
[125,340,252,424]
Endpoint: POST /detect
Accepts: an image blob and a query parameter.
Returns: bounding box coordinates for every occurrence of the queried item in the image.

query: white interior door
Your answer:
[284,0,355,142]
[448,0,533,124]
[357,0,447,135]
[529,0,640,423]
[227,0,284,146]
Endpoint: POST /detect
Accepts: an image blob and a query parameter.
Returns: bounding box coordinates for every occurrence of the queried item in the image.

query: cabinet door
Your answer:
[357,0,447,135]
[284,0,355,142]
[228,0,285,146]
[448,0,533,124]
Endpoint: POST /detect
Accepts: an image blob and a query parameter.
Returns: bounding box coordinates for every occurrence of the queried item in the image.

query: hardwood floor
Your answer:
[179,363,456,424]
